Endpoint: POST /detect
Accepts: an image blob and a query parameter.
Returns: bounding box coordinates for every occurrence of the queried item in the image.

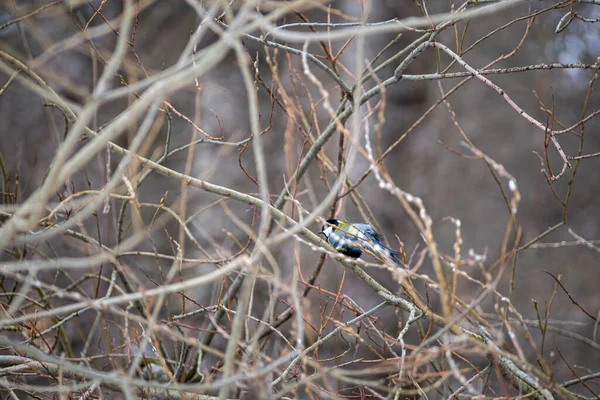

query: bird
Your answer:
[318,218,405,264]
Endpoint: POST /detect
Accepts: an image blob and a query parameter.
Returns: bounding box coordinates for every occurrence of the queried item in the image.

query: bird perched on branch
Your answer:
[318,219,406,264]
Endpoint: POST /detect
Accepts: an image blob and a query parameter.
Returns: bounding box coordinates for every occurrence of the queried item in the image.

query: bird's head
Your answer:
[318,218,340,238]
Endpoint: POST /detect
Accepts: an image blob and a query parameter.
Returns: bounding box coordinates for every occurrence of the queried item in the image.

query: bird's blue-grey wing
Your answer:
[354,224,404,264]
[354,224,383,243]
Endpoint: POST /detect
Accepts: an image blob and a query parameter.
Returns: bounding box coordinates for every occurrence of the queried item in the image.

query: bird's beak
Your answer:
[317,230,324,236]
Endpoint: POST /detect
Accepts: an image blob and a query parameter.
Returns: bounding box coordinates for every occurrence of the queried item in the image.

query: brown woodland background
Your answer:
[0,0,599,399]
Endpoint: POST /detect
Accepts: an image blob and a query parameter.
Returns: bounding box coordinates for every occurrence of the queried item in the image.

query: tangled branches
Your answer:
[1,0,599,399]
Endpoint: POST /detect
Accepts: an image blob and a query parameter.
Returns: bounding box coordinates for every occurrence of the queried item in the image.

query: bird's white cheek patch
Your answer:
[324,226,333,236]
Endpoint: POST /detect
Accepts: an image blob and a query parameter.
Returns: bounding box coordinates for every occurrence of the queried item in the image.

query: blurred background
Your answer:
[1,0,599,398]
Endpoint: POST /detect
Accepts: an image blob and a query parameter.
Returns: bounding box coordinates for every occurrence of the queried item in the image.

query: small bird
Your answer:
[318,219,405,264]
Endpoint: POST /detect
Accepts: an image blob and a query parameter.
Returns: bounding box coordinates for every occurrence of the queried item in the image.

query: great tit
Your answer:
[318,219,405,264]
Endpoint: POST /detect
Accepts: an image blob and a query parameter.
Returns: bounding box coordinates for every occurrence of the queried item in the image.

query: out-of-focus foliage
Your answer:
[0,1,599,399]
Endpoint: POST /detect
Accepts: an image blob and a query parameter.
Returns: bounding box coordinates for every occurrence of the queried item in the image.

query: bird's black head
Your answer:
[326,218,339,227]
[318,218,340,237]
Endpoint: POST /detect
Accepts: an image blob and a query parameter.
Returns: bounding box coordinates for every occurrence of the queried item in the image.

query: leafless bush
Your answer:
[1,0,599,399]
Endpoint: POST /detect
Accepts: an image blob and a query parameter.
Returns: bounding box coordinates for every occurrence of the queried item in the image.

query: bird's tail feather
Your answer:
[385,247,406,265]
